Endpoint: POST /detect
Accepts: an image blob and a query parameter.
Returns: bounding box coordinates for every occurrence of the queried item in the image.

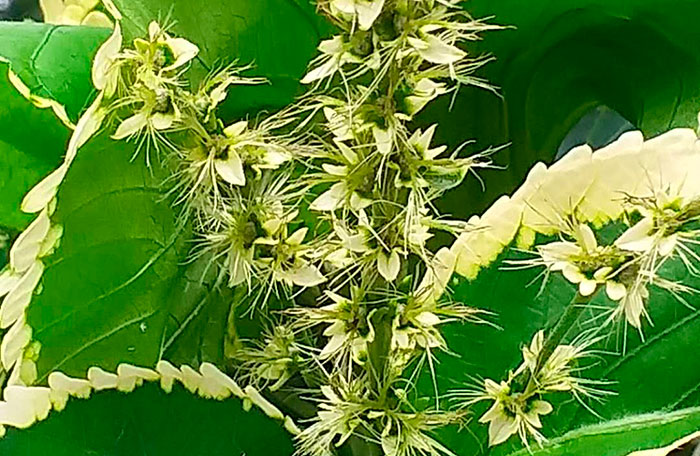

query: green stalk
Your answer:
[520,291,595,393]
[536,292,592,372]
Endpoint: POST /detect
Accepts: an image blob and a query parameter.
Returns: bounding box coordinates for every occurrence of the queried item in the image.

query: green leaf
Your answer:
[0,23,110,120]
[431,0,700,218]
[428,240,700,455]
[413,3,700,449]
[0,383,295,456]
[159,258,234,368]
[27,133,185,381]
[506,407,700,456]
[19,1,329,381]
[112,0,332,117]
[0,61,67,231]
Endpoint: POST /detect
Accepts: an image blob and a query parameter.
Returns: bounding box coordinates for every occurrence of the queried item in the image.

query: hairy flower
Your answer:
[291,288,374,367]
[536,224,629,298]
[296,382,371,456]
[476,379,552,447]
[196,176,323,293]
[310,141,374,212]
[297,380,460,456]
[520,330,609,401]
[234,325,303,391]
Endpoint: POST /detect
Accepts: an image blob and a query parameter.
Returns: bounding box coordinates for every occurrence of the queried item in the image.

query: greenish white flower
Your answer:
[235,325,302,391]
[310,141,373,212]
[112,86,180,140]
[301,35,363,85]
[292,288,374,366]
[537,224,628,299]
[476,378,553,447]
[329,0,385,30]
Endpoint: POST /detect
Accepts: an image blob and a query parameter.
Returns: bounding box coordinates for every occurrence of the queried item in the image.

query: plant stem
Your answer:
[537,292,592,371]
[521,291,595,392]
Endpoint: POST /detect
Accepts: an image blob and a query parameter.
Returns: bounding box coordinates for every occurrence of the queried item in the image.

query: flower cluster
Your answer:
[5,1,700,454]
[84,5,498,455]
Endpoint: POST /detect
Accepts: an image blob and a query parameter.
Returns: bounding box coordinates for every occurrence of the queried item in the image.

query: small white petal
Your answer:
[0,400,34,428]
[3,386,51,423]
[39,225,64,258]
[615,218,655,251]
[0,270,22,299]
[198,364,231,400]
[336,141,358,163]
[286,265,326,287]
[407,35,466,64]
[414,311,441,327]
[155,360,182,394]
[625,292,645,328]
[164,37,199,71]
[659,235,678,257]
[355,0,384,30]
[148,21,161,40]
[67,92,105,163]
[286,228,308,246]
[92,22,122,93]
[606,281,627,301]
[116,364,158,393]
[215,152,246,186]
[377,250,400,282]
[320,333,346,359]
[372,125,393,155]
[300,59,339,84]
[310,183,347,211]
[579,279,598,297]
[199,362,245,398]
[223,120,248,138]
[576,224,598,252]
[112,112,148,140]
[150,113,174,131]
[561,264,584,284]
[180,365,202,394]
[322,164,349,176]
[48,372,91,399]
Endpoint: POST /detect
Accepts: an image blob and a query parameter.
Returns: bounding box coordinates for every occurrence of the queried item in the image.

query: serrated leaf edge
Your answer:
[0,360,300,438]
